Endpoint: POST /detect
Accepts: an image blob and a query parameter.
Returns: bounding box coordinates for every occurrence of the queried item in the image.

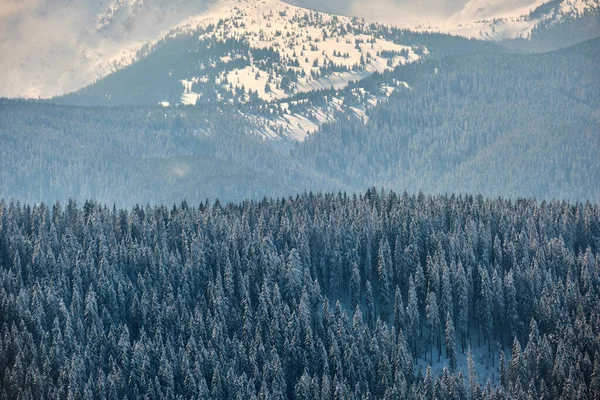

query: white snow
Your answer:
[1,0,596,98]
[173,0,423,104]
[223,66,287,101]
[247,78,411,141]
[181,93,202,106]
[415,337,510,387]
[350,0,599,41]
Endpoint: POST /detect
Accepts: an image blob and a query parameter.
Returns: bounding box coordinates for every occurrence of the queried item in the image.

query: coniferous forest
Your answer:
[1,190,599,399]
[1,38,599,206]
[1,2,599,399]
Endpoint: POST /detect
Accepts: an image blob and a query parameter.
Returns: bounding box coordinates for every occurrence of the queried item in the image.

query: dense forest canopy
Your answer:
[1,190,599,398]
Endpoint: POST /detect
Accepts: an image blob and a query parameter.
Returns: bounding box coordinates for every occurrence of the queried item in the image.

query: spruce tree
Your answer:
[445,312,457,371]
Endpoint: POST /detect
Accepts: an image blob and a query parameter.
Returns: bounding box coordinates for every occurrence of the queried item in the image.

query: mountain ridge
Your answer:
[0,0,597,99]
[1,38,598,204]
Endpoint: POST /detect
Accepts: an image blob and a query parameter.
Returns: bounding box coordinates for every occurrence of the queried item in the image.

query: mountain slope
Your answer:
[55,0,426,109]
[1,0,597,99]
[293,38,600,202]
[1,40,598,205]
[0,100,339,205]
[504,1,600,51]
[312,0,599,42]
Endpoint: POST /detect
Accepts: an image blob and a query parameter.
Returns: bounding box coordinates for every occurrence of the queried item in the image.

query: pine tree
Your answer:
[491,267,505,345]
[504,271,520,341]
[456,261,469,351]
[350,262,361,310]
[424,366,434,400]
[478,267,493,360]
[445,312,457,371]
[377,238,392,320]
[365,280,375,329]
[426,289,440,362]
[441,261,452,320]
[295,370,313,400]
[509,337,523,390]
[497,350,506,390]
[406,276,420,359]
[467,347,481,400]
[394,285,405,333]
[591,353,600,400]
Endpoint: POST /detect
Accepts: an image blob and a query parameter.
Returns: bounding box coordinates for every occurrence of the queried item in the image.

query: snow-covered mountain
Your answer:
[0,0,597,99]
[164,0,422,106]
[347,0,599,39]
[54,0,427,140]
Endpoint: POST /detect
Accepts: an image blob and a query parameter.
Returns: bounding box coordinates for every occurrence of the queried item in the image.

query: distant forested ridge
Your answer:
[1,39,599,206]
[0,101,338,204]
[294,38,600,202]
[1,190,599,399]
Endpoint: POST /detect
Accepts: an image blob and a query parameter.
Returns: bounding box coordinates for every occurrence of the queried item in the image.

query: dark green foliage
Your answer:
[295,38,600,203]
[0,101,337,205]
[1,40,598,206]
[0,189,598,398]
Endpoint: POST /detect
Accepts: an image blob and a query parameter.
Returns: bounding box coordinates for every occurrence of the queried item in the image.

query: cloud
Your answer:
[0,0,212,98]
[0,0,42,20]
[0,0,90,97]
[286,0,350,14]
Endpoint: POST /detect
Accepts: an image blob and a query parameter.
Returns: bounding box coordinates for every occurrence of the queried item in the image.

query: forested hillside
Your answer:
[0,101,337,204]
[1,39,598,206]
[53,17,501,109]
[295,38,600,203]
[1,190,599,398]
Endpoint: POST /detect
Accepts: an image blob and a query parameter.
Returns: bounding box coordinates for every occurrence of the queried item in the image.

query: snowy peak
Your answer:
[55,0,425,141]
[165,0,423,105]
[0,0,598,99]
[349,0,599,40]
